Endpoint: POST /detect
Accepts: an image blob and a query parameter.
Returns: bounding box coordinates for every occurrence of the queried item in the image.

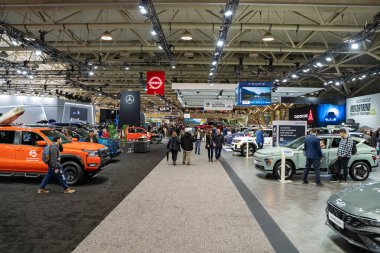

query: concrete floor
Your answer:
[222,148,378,253]
[74,151,274,253]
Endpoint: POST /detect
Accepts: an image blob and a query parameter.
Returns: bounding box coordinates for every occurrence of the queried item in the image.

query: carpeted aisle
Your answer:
[0,144,166,253]
[74,151,274,253]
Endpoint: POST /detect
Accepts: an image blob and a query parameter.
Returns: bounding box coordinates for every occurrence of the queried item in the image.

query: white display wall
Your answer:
[0,95,95,124]
[346,93,380,129]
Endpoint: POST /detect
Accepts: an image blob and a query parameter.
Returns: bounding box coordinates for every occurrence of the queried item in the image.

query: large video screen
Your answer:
[70,107,88,121]
[317,104,346,127]
[235,82,272,106]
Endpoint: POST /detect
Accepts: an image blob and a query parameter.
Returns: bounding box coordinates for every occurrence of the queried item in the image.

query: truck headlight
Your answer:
[264,157,273,166]
[84,150,99,156]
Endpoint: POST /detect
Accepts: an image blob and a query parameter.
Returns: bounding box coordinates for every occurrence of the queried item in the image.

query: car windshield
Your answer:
[285,136,306,149]
[74,128,88,137]
[41,130,71,144]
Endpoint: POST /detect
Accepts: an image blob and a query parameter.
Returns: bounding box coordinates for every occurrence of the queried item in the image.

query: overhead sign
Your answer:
[289,105,317,127]
[346,94,379,129]
[118,91,141,128]
[184,113,191,118]
[235,81,273,106]
[146,71,165,95]
[158,107,171,112]
[203,100,233,111]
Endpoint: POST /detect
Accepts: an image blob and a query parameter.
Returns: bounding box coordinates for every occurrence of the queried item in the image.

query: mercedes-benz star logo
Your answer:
[125,95,135,104]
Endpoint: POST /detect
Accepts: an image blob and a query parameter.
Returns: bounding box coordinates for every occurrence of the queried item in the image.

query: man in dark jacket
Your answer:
[181,131,195,165]
[256,127,264,149]
[167,132,181,165]
[303,128,323,186]
[213,129,224,161]
[86,130,99,143]
[38,136,75,194]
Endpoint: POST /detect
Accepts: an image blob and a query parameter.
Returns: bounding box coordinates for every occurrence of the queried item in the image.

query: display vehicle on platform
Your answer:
[231,129,273,156]
[0,126,110,185]
[326,181,380,252]
[254,135,377,180]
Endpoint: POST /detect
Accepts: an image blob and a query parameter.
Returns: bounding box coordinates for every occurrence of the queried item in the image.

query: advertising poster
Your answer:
[70,107,88,121]
[184,118,207,125]
[118,91,141,128]
[346,94,380,129]
[289,105,318,127]
[204,100,233,111]
[146,71,165,95]
[235,81,273,106]
[273,121,307,147]
[317,104,346,127]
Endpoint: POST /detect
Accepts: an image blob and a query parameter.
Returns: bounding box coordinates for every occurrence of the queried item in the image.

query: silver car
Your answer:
[326,182,380,252]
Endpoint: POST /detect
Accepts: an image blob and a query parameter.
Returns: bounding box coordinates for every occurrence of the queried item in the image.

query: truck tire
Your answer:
[240,144,256,157]
[349,161,370,181]
[274,160,295,180]
[62,161,85,185]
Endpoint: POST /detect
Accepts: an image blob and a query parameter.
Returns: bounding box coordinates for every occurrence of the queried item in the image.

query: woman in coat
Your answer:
[167,132,181,165]
[205,130,214,162]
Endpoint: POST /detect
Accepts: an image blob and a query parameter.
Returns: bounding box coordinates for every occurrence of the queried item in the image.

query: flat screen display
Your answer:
[235,82,272,106]
[70,107,88,121]
[317,104,346,127]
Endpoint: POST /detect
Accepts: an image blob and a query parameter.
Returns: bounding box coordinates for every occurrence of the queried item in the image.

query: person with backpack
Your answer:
[336,128,355,184]
[38,136,75,194]
[167,132,181,165]
[181,130,195,165]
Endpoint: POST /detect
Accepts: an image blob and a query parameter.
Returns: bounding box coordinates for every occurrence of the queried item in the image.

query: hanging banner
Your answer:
[147,71,165,95]
[204,100,234,111]
[118,91,141,128]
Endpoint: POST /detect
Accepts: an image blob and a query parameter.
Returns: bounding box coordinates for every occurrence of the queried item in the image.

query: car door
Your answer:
[15,131,47,172]
[296,138,329,170]
[0,130,16,171]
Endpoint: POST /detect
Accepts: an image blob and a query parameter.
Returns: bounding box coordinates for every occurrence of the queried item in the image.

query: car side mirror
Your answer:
[36,141,47,147]
[72,138,78,142]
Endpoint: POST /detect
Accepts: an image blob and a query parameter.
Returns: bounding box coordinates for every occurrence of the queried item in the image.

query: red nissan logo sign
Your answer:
[148,77,163,90]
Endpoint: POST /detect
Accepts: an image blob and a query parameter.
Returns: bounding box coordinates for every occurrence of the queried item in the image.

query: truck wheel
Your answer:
[349,161,370,181]
[62,161,84,185]
[274,160,295,180]
[240,144,256,157]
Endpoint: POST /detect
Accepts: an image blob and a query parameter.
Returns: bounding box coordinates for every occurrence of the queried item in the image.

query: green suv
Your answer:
[254,135,378,180]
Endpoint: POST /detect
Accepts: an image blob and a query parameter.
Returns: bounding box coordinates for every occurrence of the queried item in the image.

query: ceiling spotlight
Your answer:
[16,69,22,74]
[361,75,366,79]
[216,40,224,47]
[89,71,94,76]
[275,79,280,82]
[224,10,233,17]
[125,66,130,70]
[158,45,163,50]
[343,33,352,43]
[328,80,333,84]
[302,68,310,73]
[0,51,8,58]
[209,72,213,76]
[351,43,359,50]
[315,62,323,67]
[215,52,219,56]
[181,30,193,41]
[335,81,340,86]
[325,56,333,62]
[35,50,42,56]
[262,31,275,42]
[352,77,356,81]
[11,39,19,46]
[139,5,147,15]
[282,79,288,83]
[212,61,217,66]
[171,65,176,69]
[291,74,298,79]
[151,30,157,36]
[100,31,113,41]
[22,70,27,75]
[324,82,328,85]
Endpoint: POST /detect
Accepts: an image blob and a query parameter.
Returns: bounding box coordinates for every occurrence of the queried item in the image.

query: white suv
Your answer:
[231,129,273,156]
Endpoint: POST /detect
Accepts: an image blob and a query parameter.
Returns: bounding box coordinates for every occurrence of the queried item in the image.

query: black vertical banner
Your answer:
[118,91,141,128]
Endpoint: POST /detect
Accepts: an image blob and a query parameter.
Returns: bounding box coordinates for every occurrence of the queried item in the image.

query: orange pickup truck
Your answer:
[0,126,110,185]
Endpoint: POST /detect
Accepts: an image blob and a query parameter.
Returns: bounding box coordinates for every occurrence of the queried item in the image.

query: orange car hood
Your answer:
[63,142,106,150]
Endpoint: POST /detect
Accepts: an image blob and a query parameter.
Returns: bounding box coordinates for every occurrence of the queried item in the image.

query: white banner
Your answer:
[346,93,380,129]
[203,100,233,111]
[183,113,191,118]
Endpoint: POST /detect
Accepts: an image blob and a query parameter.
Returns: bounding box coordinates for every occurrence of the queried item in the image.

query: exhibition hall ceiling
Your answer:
[0,0,378,109]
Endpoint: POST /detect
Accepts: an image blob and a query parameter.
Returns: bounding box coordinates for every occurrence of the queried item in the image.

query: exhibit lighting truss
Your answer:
[0,22,89,72]
[273,12,380,86]
[139,0,175,69]
[323,64,380,87]
[208,0,240,85]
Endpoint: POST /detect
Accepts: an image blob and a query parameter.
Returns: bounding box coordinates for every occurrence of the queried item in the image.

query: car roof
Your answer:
[0,125,53,131]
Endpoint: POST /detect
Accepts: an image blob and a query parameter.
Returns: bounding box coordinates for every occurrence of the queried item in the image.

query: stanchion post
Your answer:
[246,140,249,159]
[280,152,286,183]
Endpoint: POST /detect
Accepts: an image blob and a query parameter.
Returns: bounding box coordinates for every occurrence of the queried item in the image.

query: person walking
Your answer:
[167,132,181,165]
[38,136,75,194]
[303,128,323,186]
[256,127,264,149]
[213,129,224,161]
[194,128,202,155]
[205,130,215,162]
[86,130,99,143]
[336,128,354,184]
[181,131,195,165]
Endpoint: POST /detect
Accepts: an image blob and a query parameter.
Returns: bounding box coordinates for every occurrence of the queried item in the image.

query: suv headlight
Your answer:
[264,157,273,166]
[84,150,99,156]
[362,219,380,227]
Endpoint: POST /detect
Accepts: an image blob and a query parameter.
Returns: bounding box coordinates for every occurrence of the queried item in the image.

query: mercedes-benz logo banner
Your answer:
[146,71,165,95]
[118,91,141,128]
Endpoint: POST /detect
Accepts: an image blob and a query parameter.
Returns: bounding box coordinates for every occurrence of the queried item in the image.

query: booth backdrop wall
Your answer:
[346,93,380,129]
